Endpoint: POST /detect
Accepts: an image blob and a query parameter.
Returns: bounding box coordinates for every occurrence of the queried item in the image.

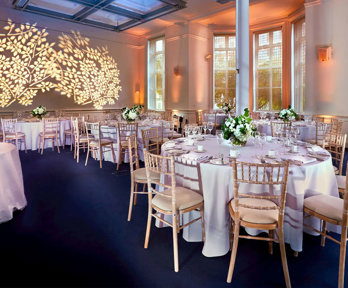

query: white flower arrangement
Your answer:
[278,106,298,122]
[222,108,257,146]
[216,94,235,115]
[121,104,143,122]
[31,105,47,120]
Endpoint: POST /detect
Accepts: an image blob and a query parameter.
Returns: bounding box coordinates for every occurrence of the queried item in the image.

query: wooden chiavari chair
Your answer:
[116,122,138,171]
[307,120,331,147]
[1,118,27,152]
[85,122,115,168]
[71,118,93,163]
[63,117,74,151]
[325,133,347,176]
[143,150,205,272]
[227,159,291,288]
[331,118,343,134]
[270,121,291,137]
[127,135,160,221]
[142,127,160,155]
[303,163,348,288]
[161,121,182,143]
[38,118,60,155]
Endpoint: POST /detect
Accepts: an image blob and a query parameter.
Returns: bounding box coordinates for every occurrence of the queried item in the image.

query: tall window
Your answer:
[254,28,283,111]
[148,37,165,111]
[292,19,305,112]
[213,35,236,109]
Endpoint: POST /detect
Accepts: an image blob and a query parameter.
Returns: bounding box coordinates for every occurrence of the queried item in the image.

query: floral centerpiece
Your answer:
[221,108,257,146]
[278,105,298,122]
[121,104,144,122]
[216,94,235,115]
[31,105,47,120]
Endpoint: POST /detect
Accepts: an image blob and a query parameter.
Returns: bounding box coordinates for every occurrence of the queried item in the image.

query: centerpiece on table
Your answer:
[31,105,47,120]
[216,94,235,115]
[278,106,298,122]
[121,104,144,122]
[221,108,257,146]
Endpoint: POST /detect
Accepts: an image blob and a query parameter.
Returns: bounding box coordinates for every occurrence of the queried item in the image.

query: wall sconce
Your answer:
[173,66,181,76]
[318,46,332,61]
[205,54,212,61]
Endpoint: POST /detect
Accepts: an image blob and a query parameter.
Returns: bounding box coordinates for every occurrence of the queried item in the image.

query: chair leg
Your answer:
[23,136,27,153]
[128,178,135,221]
[110,144,116,164]
[57,137,60,153]
[172,211,179,272]
[85,147,90,166]
[74,142,77,159]
[116,148,122,171]
[77,145,80,163]
[321,220,327,247]
[70,135,73,151]
[269,230,274,255]
[144,201,152,249]
[99,147,103,168]
[52,138,54,151]
[338,227,347,288]
[200,204,205,242]
[41,138,45,155]
[63,134,66,149]
[279,228,291,288]
[134,184,138,205]
[227,221,240,283]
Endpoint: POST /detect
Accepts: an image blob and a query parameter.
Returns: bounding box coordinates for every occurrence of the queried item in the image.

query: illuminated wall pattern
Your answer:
[55,31,122,110]
[0,19,122,109]
[0,19,58,107]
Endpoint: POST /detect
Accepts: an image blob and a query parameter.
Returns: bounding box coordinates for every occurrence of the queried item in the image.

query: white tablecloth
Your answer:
[16,119,71,150]
[161,136,338,257]
[0,143,26,222]
[254,120,316,141]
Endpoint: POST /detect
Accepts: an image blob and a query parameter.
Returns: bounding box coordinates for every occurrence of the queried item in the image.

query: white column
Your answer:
[236,0,249,115]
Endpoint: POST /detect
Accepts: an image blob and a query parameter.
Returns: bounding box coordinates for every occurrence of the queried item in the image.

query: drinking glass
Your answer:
[203,122,207,134]
[207,122,214,134]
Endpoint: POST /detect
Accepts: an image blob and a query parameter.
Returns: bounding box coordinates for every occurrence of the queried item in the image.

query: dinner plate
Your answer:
[266,154,278,159]
[210,158,229,165]
[193,149,206,153]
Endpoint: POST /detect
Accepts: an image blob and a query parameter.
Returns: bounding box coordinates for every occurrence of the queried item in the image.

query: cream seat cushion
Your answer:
[336,175,346,189]
[133,168,160,182]
[152,187,203,211]
[231,198,278,224]
[90,138,114,146]
[39,132,57,138]
[6,132,25,138]
[304,194,343,222]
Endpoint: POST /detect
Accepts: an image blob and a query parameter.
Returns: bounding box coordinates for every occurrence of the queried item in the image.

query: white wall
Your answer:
[0,0,143,112]
[305,0,348,116]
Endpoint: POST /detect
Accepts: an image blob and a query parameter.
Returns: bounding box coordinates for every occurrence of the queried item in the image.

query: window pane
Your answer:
[273,30,282,44]
[272,88,282,110]
[155,39,163,52]
[228,36,235,48]
[257,88,270,110]
[214,51,226,70]
[257,48,270,67]
[272,68,282,87]
[227,70,236,89]
[215,71,226,87]
[227,51,236,68]
[214,36,225,49]
[272,47,282,66]
[257,69,270,87]
[258,33,269,46]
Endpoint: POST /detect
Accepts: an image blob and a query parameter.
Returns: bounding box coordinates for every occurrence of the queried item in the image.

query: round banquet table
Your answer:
[160,135,339,257]
[0,143,26,222]
[254,120,316,141]
[15,119,71,151]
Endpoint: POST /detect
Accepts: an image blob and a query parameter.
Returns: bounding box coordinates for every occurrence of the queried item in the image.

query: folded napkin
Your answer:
[162,142,176,150]
[181,152,210,162]
[307,146,328,155]
[282,155,316,165]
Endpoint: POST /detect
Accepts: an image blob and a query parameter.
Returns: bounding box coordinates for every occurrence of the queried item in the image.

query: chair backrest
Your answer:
[128,134,140,173]
[162,121,174,141]
[144,149,176,209]
[315,121,332,146]
[270,121,291,137]
[42,118,59,136]
[343,163,348,227]
[117,122,138,145]
[142,127,160,155]
[330,118,343,134]
[72,117,80,142]
[326,133,347,175]
[1,118,18,138]
[85,122,101,146]
[230,159,290,223]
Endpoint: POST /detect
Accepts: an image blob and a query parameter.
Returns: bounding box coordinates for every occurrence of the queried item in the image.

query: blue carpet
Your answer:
[0,148,346,287]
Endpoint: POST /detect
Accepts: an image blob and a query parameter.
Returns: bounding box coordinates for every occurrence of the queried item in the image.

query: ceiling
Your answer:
[11,0,305,36]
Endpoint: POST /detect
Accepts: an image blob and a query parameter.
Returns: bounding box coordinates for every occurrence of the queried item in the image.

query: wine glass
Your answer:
[203,122,207,134]
[207,122,214,135]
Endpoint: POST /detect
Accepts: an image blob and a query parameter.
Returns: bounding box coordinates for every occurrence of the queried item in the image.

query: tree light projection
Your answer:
[0,19,58,107]
[55,31,122,109]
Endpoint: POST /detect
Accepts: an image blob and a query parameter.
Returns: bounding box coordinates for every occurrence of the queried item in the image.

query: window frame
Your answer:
[253,26,283,112]
[213,33,237,110]
[147,36,165,112]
